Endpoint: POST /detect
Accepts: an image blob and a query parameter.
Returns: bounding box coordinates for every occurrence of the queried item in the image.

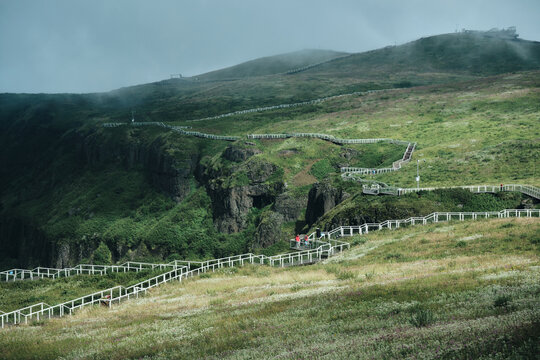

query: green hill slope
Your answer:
[1,217,538,359]
[1,31,539,270]
[303,31,540,78]
[196,49,347,80]
[90,30,540,122]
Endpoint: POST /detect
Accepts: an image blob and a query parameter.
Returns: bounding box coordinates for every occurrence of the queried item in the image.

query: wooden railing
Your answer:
[187,88,397,122]
[324,209,540,239]
[103,122,416,175]
[2,208,538,328]
[340,142,416,175]
[0,261,179,282]
[360,184,540,200]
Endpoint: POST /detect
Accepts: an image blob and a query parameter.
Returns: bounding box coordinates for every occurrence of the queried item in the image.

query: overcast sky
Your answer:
[1,0,539,94]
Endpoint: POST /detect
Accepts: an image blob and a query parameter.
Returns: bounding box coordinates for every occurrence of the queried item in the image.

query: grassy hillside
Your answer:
[306,32,540,78]
[181,70,540,187]
[0,269,168,313]
[1,71,539,269]
[77,31,540,122]
[1,217,538,359]
[1,31,539,270]
[197,49,347,80]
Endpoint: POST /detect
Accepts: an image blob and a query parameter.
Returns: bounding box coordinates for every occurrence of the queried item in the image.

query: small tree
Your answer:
[93,241,112,265]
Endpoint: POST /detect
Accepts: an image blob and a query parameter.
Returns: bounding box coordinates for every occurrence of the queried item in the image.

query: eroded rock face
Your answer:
[274,192,307,222]
[305,182,349,226]
[81,134,195,202]
[254,211,284,248]
[247,160,278,183]
[223,145,261,162]
[208,182,283,233]
[204,152,284,234]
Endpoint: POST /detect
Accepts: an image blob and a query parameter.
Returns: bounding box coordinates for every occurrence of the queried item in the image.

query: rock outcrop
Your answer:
[305,182,350,226]
[254,211,284,248]
[204,151,285,233]
[223,145,261,162]
[273,192,307,222]
[81,132,196,202]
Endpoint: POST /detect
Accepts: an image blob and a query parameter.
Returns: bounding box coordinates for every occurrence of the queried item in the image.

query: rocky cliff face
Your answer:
[273,192,307,222]
[0,216,54,269]
[203,145,285,234]
[305,182,350,226]
[254,210,284,248]
[81,131,196,202]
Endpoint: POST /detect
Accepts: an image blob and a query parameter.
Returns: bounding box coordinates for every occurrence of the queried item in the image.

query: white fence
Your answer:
[103,122,416,175]
[324,209,539,239]
[1,261,179,282]
[187,88,397,123]
[340,142,416,175]
[2,208,538,329]
[360,184,540,200]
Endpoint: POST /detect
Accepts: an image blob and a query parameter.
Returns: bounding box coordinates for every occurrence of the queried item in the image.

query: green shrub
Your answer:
[93,241,112,265]
[494,295,511,308]
[455,241,467,248]
[310,159,334,180]
[384,253,403,261]
[336,270,356,280]
[409,307,434,327]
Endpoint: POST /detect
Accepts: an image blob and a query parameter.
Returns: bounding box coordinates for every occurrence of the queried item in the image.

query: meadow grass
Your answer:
[0,269,169,313]
[1,217,538,359]
[175,71,540,187]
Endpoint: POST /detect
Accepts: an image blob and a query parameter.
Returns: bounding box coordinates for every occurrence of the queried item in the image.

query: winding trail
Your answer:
[6,60,537,329]
[2,208,538,328]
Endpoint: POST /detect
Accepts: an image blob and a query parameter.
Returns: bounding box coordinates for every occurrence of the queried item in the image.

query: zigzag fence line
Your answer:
[102,123,416,175]
[340,142,416,175]
[2,208,539,329]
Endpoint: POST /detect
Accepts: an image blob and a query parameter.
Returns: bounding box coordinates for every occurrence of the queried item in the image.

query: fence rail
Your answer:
[360,184,540,200]
[187,88,397,122]
[0,261,180,282]
[103,122,416,174]
[3,208,538,329]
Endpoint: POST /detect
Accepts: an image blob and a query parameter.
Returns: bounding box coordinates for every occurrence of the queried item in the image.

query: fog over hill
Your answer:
[1,0,540,93]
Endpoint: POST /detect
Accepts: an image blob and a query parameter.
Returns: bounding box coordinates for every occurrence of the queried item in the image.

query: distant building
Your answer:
[170,74,183,79]
[462,27,518,40]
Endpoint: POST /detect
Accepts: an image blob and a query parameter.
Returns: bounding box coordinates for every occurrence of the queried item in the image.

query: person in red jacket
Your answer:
[295,235,300,248]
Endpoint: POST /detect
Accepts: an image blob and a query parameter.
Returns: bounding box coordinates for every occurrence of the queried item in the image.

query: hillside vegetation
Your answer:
[1,217,539,359]
[196,49,347,80]
[0,31,539,270]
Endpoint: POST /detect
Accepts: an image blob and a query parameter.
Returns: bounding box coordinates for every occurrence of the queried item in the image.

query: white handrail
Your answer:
[2,208,538,328]
[359,184,540,200]
[0,260,182,282]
